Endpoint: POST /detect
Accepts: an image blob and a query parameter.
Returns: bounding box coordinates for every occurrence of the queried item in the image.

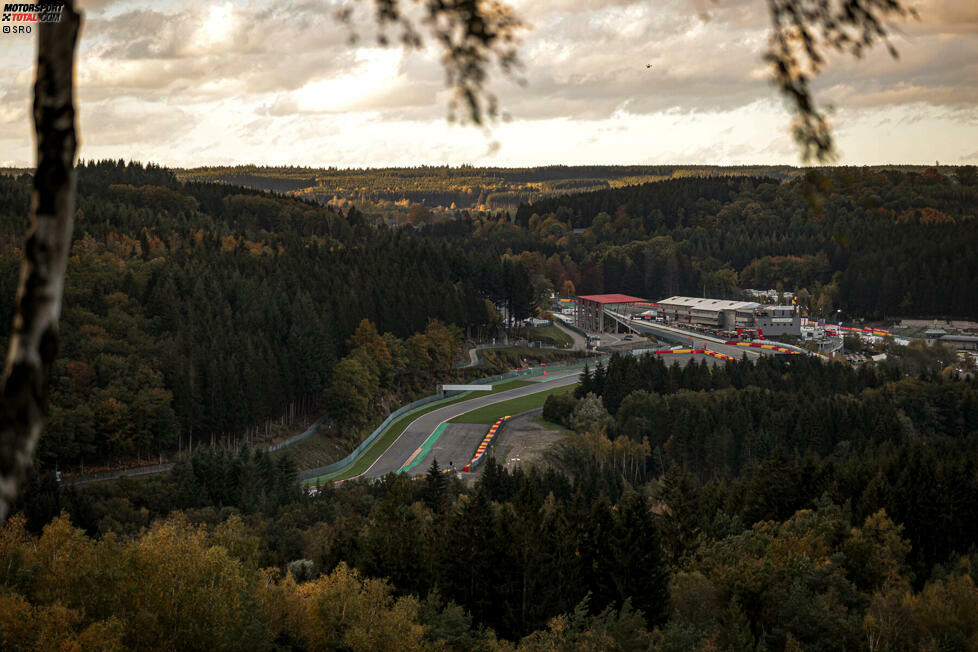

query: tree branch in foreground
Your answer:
[0,1,81,523]
[766,0,917,162]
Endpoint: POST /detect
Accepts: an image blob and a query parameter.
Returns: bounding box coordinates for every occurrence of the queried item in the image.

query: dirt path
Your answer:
[490,408,568,473]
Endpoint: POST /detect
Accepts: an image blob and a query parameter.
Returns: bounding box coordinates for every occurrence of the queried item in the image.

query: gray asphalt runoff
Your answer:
[363,372,582,478]
[405,423,487,478]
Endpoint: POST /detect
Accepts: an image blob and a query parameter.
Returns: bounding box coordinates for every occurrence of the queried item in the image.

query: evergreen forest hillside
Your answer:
[0,162,975,472]
[0,162,537,470]
[8,353,978,650]
[1,160,978,649]
[423,167,978,319]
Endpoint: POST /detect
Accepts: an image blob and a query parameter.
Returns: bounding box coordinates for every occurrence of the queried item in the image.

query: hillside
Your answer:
[0,161,537,471]
[175,164,801,215]
[422,167,978,320]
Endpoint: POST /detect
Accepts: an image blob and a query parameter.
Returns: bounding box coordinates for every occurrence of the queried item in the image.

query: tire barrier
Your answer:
[462,416,509,472]
[724,341,802,354]
[652,348,736,362]
[824,324,891,337]
[704,349,736,362]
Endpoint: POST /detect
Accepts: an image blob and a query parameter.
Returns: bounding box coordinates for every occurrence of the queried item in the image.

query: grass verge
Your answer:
[450,383,577,425]
[523,324,574,347]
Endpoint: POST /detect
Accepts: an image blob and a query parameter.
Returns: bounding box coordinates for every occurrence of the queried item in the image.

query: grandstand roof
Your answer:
[658,296,761,311]
[577,293,648,305]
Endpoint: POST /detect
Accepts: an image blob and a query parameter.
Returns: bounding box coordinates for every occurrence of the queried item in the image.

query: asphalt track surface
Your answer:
[363,373,582,478]
[552,320,588,350]
[404,354,724,478]
[404,423,486,477]
[622,319,764,360]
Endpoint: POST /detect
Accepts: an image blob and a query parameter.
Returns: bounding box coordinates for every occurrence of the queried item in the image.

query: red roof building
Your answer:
[576,294,647,332]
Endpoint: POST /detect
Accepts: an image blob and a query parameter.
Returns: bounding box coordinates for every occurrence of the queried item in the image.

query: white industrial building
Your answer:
[657,296,801,336]
[657,296,761,329]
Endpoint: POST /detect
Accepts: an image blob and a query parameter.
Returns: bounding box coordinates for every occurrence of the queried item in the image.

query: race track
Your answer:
[364,373,581,478]
[403,423,486,477]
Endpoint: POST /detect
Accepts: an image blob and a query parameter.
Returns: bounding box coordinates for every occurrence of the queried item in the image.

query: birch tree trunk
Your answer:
[0,1,81,523]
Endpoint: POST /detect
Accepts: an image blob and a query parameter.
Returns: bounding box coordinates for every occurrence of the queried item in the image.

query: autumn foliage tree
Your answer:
[323,318,462,435]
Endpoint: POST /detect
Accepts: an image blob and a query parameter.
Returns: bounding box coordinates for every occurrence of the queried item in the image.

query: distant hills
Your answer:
[3,163,967,217]
[171,164,967,210]
[175,164,800,213]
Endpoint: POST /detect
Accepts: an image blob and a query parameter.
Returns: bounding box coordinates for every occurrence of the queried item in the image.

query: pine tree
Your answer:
[423,459,447,511]
[719,596,756,652]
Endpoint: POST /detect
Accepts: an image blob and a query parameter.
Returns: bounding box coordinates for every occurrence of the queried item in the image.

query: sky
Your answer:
[0,0,976,168]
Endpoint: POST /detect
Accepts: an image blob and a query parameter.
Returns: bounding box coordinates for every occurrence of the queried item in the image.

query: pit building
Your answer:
[653,296,802,336]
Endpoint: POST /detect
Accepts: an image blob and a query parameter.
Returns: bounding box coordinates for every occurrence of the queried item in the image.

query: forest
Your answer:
[422,166,978,319]
[2,164,973,467]
[2,162,974,468]
[4,0,976,644]
[2,161,978,650]
[554,352,978,580]
[6,351,978,650]
[0,161,538,470]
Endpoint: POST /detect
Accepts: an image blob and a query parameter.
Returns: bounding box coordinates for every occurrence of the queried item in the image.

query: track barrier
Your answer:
[724,341,802,355]
[462,416,509,472]
[651,348,737,362]
[301,356,606,482]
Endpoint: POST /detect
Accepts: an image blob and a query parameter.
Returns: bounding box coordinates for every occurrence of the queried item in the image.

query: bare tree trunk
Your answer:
[0,1,82,524]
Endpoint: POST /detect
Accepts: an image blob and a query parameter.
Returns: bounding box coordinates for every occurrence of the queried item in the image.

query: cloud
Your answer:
[0,0,975,168]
